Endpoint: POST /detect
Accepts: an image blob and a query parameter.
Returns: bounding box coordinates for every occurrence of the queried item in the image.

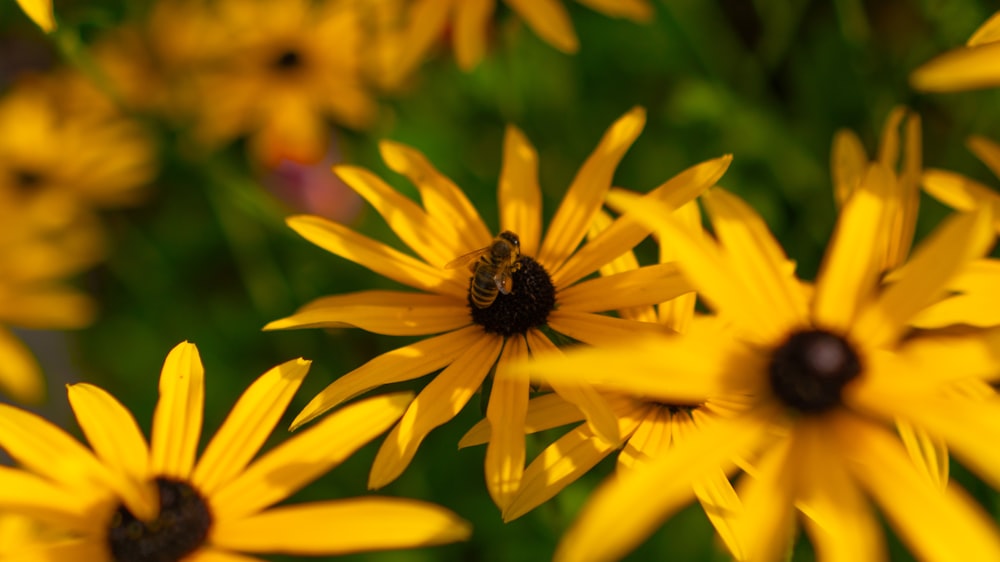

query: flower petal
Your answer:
[290,325,482,430]
[968,134,1000,179]
[813,164,892,334]
[263,290,469,335]
[703,188,809,332]
[333,165,466,266]
[538,107,646,271]
[66,383,157,521]
[795,417,887,562]
[16,0,55,31]
[0,286,95,329]
[617,406,670,469]
[855,208,993,347]
[0,466,105,533]
[459,393,593,448]
[835,414,1000,561]
[150,341,204,479]
[527,328,620,445]
[547,309,671,345]
[379,140,493,250]
[732,431,796,562]
[921,168,1000,216]
[499,125,542,257]
[586,209,657,322]
[485,336,529,511]
[184,549,265,562]
[192,358,310,496]
[896,419,949,489]
[11,538,110,562]
[831,129,868,206]
[453,0,494,69]
[210,392,412,521]
[655,200,702,333]
[556,262,693,314]
[504,424,616,522]
[555,155,731,287]
[369,334,503,488]
[553,410,768,562]
[911,41,1000,92]
[0,327,44,404]
[211,498,470,554]
[505,0,578,53]
[286,215,467,298]
[575,0,652,21]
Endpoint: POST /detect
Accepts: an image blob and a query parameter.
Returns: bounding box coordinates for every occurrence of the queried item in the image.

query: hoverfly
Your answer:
[445,231,521,308]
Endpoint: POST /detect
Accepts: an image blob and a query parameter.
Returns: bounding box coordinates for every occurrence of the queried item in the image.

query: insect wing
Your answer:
[445,246,489,270]
[494,269,513,294]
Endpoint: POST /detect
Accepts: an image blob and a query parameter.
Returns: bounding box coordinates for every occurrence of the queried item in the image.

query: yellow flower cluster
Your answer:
[1,4,999,562]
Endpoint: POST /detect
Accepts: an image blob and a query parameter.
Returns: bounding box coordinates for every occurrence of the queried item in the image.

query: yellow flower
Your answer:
[193,0,377,165]
[266,106,732,510]
[911,11,1000,92]
[522,173,1000,561]
[0,342,470,560]
[14,0,54,32]
[0,80,157,232]
[383,0,653,81]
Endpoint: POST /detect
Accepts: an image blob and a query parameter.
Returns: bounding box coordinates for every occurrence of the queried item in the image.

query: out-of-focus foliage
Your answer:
[1,0,999,560]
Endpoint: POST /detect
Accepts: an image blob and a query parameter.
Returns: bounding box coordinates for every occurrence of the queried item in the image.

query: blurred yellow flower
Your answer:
[0,80,157,232]
[523,177,1000,561]
[0,342,470,560]
[193,0,378,165]
[14,0,54,32]
[381,0,653,83]
[911,11,1000,92]
[266,107,731,510]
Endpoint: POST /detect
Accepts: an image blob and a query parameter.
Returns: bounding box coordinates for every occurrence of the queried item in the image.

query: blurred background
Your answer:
[1,0,999,560]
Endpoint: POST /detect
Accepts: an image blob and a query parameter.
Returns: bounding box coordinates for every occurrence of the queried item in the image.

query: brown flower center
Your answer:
[768,329,861,414]
[470,256,555,336]
[107,478,212,562]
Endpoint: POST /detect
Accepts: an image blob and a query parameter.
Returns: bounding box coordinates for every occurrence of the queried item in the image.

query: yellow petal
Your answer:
[0,327,44,404]
[210,392,413,521]
[66,383,157,521]
[538,107,646,271]
[967,134,1000,179]
[453,0,494,70]
[0,403,109,491]
[369,334,503,488]
[333,165,467,266]
[392,0,453,83]
[586,209,657,322]
[693,466,745,561]
[855,208,992,347]
[527,329,620,444]
[575,0,653,21]
[911,41,1000,92]
[556,262,693,313]
[913,293,1000,328]
[968,11,1000,45]
[876,106,907,170]
[150,341,204,479]
[379,140,493,251]
[795,418,886,562]
[184,548,265,562]
[0,286,95,329]
[211,498,470,554]
[504,424,616,522]
[732,432,796,562]
[831,129,868,206]
[553,410,767,562]
[921,168,1000,213]
[286,215,467,298]
[459,393,590,448]
[498,125,543,257]
[703,188,809,332]
[555,155,731,287]
[192,358,310,496]
[16,0,55,32]
[546,309,671,345]
[263,290,469,335]
[813,164,892,333]
[485,336,529,511]
[0,466,104,533]
[884,110,922,269]
[617,406,669,470]
[655,200,702,333]
[505,0,578,53]
[835,414,1000,561]
[896,419,949,489]
[290,325,481,430]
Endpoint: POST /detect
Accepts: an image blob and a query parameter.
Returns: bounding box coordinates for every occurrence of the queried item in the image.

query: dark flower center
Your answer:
[272,49,303,71]
[11,169,44,194]
[768,329,862,414]
[107,478,212,562]
[470,256,555,336]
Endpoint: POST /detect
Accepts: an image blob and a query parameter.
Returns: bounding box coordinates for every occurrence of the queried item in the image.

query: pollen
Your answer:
[107,478,212,562]
[470,256,555,336]
[768,329,862,414]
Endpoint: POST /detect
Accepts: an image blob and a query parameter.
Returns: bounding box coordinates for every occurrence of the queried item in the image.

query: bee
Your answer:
[445,231,522,308]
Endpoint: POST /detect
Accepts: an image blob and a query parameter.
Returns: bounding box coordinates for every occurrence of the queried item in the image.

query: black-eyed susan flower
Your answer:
[193,0,377,165]
[0,341,470,561]
[266,106,732,510]
[911,11,1000,92]
[383,0,653,81]
[521,171,1000,561]
[0,80,156,232]
[13,0,54,31]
